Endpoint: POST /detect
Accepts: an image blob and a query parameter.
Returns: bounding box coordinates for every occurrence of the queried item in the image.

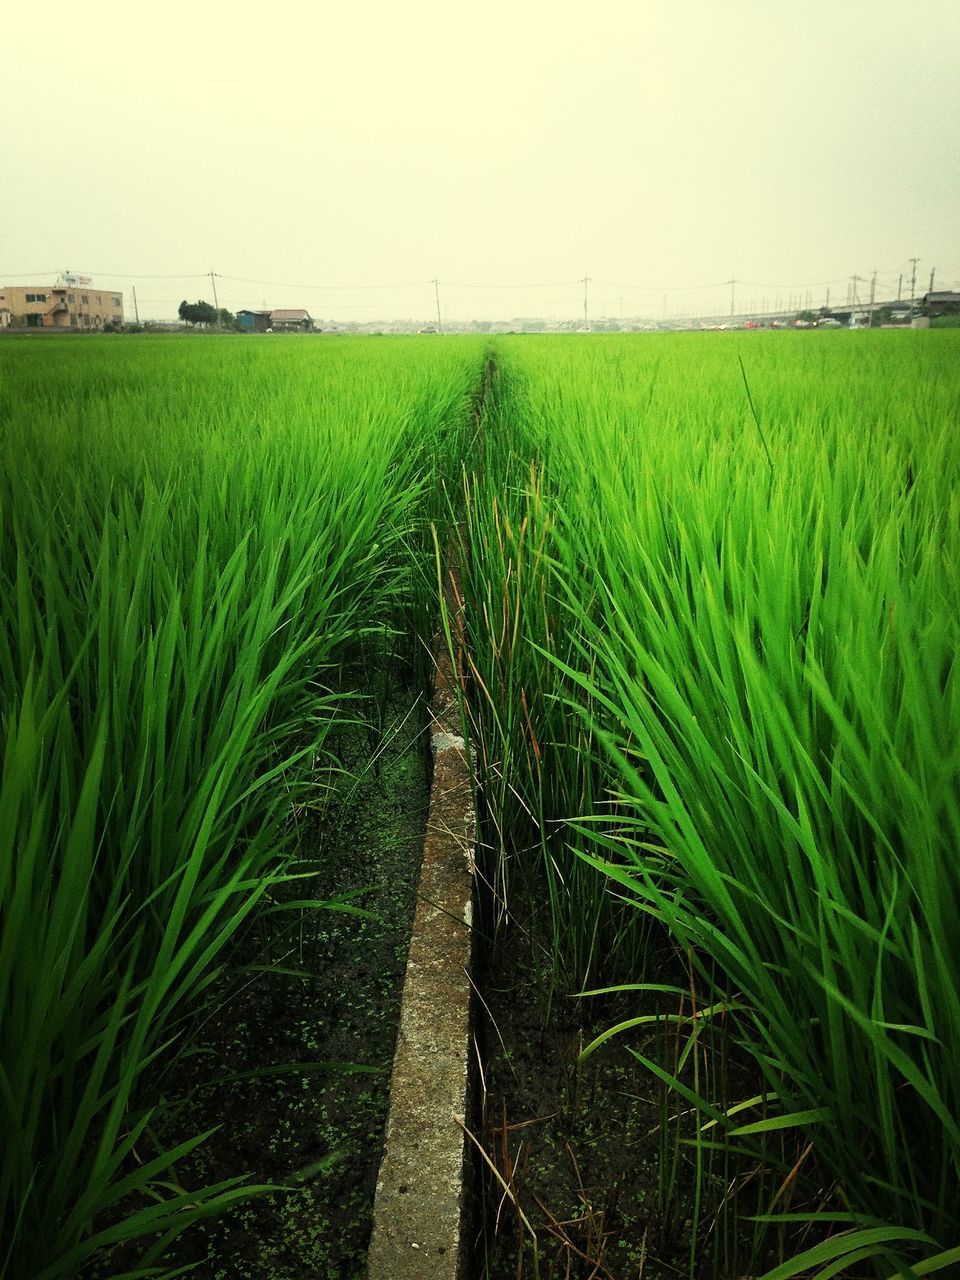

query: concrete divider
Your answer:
[366,563,476,1280]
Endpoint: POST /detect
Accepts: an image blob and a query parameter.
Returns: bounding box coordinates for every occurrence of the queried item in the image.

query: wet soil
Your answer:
[91,679,431,1279]
[468,913,801,1280]
[470,920,690,1280]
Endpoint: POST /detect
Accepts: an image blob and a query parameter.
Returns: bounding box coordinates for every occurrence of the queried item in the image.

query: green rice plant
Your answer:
[452,356,650,996]
[0,334,486,1277]
[459,331,960,1273]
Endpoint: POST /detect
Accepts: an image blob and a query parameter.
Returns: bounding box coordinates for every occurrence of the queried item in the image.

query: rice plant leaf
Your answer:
[758,1228,935,1280]
[729,1107,832,1136]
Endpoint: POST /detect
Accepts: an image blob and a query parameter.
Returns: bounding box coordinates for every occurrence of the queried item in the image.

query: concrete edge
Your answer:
[366,561,476,1280]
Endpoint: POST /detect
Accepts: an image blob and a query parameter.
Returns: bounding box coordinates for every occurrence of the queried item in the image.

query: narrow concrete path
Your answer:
[366,562,476,1280]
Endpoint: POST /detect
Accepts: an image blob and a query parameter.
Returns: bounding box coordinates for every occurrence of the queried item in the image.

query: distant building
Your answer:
[236,309,271,333]
[922,291,960,317]
[236,307,314,332]
[269,308,314,331]
[0,280,123,329]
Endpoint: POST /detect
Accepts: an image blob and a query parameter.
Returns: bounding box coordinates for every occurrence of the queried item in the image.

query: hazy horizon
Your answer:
[4,1,958,323]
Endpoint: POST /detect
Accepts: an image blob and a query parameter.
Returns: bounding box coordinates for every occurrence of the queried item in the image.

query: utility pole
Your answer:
[897,274,902,302]
[729,278,736,321]
[909,257,919,303]
[928,267,936,294]
[582,275,590,330]
[433,278,442,333]
[210,270,221,329]
[869,271,877,326]
[132,286,140,326]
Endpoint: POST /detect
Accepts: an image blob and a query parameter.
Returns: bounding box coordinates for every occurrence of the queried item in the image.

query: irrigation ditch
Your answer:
[427,352,821,1279]
[365,354,772,1280]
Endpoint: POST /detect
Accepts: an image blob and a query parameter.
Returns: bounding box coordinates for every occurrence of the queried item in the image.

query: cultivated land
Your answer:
[463,331,960,1278]
[0,335,486,1279]
[1,331,957,1279]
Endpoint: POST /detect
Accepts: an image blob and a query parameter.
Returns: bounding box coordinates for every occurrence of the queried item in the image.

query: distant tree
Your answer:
[178,299,218,327]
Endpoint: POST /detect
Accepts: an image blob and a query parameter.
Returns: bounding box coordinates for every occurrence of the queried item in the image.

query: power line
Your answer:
[82,271,208,280]
[739,274,869,289]
[438,279,580,290]
[136,297,443,312]
[7,264,951,299]
[0,269,64,278]
[595,277,734,292]
[216,274,433,290]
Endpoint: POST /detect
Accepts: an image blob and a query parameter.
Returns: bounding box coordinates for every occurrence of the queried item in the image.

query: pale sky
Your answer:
[3,1,958,322]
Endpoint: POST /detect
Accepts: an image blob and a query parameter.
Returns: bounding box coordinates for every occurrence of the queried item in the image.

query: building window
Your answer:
[112,296,121,307]
[68,294,75,302]
[81,294,89,304]
[26,294,36,302]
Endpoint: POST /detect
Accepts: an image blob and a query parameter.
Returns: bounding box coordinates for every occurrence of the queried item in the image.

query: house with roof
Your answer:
[269,308,314,331]
[236,309,271,333]
[236,307,315,333]
[922,291,960,317]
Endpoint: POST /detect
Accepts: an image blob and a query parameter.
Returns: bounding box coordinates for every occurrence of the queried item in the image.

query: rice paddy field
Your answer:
[1,329,958,1279]
[0,334,486,1278]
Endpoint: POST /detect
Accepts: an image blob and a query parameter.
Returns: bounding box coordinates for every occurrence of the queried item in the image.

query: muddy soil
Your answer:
[469,913,803,1280]
[470,919,691,1280]
[90,680,430,1280]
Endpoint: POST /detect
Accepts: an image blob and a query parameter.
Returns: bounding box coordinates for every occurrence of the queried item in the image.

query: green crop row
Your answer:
[456,331,960,1277]
[0,335,486,1278]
